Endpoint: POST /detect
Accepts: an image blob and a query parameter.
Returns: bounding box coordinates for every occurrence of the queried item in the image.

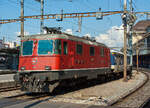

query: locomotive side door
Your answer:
[68,40,75,68]
[61,40,74,69]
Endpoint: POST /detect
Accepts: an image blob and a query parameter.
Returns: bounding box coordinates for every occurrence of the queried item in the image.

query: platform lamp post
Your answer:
[35,0,44,34]
[136,45,139,74]
[136,38,144,74]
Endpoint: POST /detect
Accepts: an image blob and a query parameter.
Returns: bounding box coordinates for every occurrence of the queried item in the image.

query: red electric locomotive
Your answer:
[14,27,111,92]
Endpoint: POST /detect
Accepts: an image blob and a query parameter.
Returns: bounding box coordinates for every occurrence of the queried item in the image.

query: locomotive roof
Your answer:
[21,33,108,48]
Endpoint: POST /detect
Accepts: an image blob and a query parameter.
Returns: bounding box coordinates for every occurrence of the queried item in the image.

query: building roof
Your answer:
[133,20,150,31]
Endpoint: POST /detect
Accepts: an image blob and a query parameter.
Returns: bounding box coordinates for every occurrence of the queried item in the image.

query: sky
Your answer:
[0,0,150,47]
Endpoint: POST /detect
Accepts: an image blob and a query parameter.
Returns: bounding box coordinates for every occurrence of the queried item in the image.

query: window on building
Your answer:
[90,47,95,56]
[100,47,104,56]
[147,37,150,48]
[38,40,53,55]
[76,44,83,55]
[22,41,33,55]
[54,40,61,54]
[146,26,150,33]
[63,41,68,55]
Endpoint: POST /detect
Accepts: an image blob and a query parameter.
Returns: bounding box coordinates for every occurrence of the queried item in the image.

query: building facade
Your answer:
[0,39,19,70]
[133,20,150,67]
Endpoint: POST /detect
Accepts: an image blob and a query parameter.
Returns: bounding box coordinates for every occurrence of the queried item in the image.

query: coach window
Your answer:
[76,44,83,55]
[63,41,68,55]
[90,47,95,56]
[54,40,61,54]
[100,47,104,56]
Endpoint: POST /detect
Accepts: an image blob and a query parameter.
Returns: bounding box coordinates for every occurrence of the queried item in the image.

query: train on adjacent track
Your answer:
[110,50,131,73]
[14,27,132,93]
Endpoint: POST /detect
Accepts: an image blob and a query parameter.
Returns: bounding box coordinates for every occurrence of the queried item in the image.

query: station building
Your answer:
[0,39,19,70]
[133,20,150,68]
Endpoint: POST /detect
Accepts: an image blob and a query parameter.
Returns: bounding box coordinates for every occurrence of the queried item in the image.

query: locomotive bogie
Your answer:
[15,67,111,92]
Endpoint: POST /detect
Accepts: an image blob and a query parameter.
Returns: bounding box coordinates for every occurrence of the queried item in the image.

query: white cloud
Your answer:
[95,25,124,47]
[65,29,73,35]
[16,31,30,36]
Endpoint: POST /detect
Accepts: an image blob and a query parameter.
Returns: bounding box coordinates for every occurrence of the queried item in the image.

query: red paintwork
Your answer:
[19,37,111,71]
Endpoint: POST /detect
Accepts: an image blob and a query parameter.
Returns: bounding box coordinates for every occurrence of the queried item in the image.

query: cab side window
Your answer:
[76,44,83,55]
[100,47,104,57]
[54,40,61,54]
[90,47,95,56]
[63,41,68,55]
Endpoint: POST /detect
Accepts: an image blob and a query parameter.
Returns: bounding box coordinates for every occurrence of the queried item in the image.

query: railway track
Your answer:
[0,74,122,104]
[1,69,149,108]
[111,68,150,108]
[0,85,20,92]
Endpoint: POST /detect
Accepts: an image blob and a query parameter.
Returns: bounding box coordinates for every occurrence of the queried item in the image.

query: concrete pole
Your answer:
[123,0,127,81]
[123,24,127,81]
[2,37,5,43]
[21,0,24,37]
[130,0,133,12]
[40,0,44,34]
[78,17,82,32]
[129,0,133,66]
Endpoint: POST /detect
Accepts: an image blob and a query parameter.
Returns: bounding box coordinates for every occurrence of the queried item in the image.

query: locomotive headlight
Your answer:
[45,66,51,70]
[21,66,25,70]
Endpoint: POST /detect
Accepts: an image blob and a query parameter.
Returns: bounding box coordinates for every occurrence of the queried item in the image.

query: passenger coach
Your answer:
[110,50,132,73]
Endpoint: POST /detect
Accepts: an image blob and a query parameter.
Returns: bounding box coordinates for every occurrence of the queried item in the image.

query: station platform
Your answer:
[0,69,17,83]
[49,70,147,106]
[0,74,14,83]
[0,73,16,89]
[0,70,16,75]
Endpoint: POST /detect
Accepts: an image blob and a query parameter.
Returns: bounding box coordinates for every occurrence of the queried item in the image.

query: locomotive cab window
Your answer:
[54,40,61,54]
[100,47,104,57]
[90,47,95,56]
[63,41,68,55]
[22,41,33,56]
[76,44,83,55]
[38,40,53,55]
